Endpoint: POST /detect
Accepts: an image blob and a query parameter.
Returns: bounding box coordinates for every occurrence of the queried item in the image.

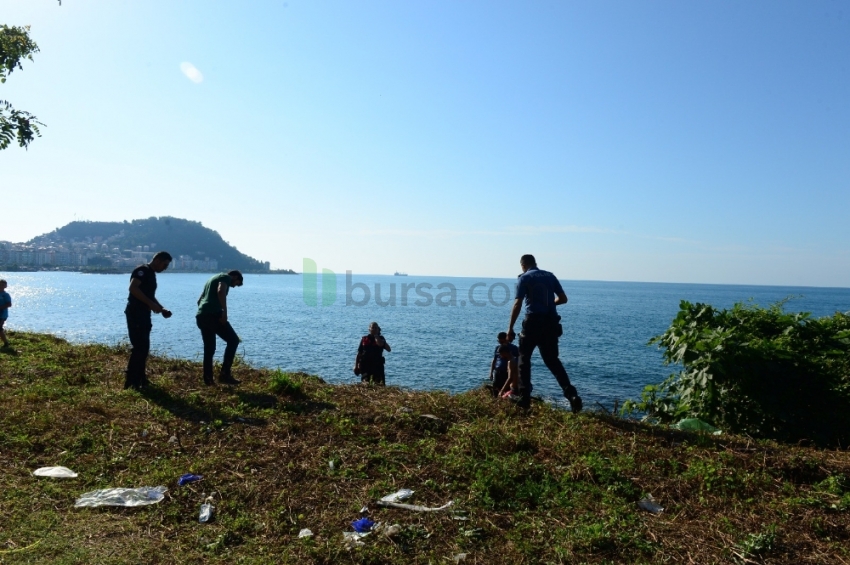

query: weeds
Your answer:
[1,331,849,564]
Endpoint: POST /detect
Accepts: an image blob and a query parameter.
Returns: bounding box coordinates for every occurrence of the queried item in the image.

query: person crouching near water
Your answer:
[494,344,520,400]
[488,331,519,397]
[354,322,391,385]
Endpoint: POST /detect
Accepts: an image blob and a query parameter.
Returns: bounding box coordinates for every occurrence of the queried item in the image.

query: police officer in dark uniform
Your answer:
[124,251,172,390]
[507,254,582,411]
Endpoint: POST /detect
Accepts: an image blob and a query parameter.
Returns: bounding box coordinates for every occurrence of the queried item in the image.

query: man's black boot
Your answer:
[565,385,582,413]
[219,373,241,385]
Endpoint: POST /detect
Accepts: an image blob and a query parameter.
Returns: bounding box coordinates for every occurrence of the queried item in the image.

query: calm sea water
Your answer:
[2,272,849,410]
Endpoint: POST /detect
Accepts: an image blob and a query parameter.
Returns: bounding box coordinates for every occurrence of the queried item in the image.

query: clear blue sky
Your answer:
[2,0,848,285]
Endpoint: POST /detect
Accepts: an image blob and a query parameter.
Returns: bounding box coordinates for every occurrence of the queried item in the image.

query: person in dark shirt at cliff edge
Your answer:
[507,254,582,412]
[124,251,173,390]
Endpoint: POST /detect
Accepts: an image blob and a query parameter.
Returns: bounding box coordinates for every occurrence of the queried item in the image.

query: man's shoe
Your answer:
[219,375,241,386]
[565,391,583,413]
[203,377,215,386]
[509,393,531,409]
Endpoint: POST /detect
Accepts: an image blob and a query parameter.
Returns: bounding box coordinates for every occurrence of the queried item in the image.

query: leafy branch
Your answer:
[0,24,43,150]
[0,100,42,149]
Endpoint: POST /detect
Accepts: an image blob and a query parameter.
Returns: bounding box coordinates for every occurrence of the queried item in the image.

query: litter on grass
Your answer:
[74,486,167,508]
[380,489,414,503]
[298,529,313,539]
[637,496,664,514]
[453,553,468,563]
[343,531,369,549]
[672,418,722,435]
[199,498,215,523]
[352,517,375,533]
[376,500,454,512]
[32,466,78,478]
[177,473,203,486]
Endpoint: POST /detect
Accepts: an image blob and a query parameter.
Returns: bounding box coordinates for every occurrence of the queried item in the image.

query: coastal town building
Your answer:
[0,240,218,271]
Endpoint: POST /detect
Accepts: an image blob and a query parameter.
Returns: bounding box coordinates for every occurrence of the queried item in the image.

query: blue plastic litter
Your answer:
[352,517,375,533]
[177,473,203,486]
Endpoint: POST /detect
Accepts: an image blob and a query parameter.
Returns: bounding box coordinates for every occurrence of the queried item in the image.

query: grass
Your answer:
[1,331,849,564]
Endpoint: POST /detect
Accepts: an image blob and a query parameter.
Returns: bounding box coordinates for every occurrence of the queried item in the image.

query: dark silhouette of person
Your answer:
[507,254,581,412]
[354,322,391,385]
[124,251,172,390]
[195,270,244,385]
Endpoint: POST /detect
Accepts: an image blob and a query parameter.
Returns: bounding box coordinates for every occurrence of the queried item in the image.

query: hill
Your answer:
[1,331,849,564]
[28,217,276,272]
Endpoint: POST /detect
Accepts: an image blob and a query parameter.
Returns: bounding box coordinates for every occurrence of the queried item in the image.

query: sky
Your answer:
[1,0,848,286]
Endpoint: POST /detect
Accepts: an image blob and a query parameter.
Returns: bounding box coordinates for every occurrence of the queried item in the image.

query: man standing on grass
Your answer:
[507,254,582,412]
[196,270,244,386]
[124,252,173,390]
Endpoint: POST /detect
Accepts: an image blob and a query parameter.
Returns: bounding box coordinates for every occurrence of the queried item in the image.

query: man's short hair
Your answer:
[498,344,512,355]
[228,270,243,280]
[497,332,507,340]
[520,254,536,267]
[0,279,6,285]
[152,251,172,263]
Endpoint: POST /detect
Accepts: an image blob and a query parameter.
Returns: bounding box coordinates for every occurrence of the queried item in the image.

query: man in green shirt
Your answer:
[196,270,244,385]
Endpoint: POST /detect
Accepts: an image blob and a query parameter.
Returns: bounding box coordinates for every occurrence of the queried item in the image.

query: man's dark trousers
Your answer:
[196,314,240,381]
[517,313,575,403]
[125,313,152,388]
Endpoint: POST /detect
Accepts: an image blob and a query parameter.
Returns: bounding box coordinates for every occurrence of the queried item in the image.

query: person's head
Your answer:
[0,279,6,291]
[150,251,172,273]
[369,322,381,336]
[520,254,536,273]
[497,331,508,344]
[228,270,244,287]
[498,344,513,359]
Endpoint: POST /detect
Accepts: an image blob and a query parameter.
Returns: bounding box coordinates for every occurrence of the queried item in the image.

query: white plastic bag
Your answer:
[637,496,664,514]
[33,466,78,478]
[380,489,414,503]
[74,486,167,508]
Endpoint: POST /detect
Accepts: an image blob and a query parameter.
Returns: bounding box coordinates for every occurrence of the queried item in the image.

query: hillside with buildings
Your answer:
[0,217,279,273]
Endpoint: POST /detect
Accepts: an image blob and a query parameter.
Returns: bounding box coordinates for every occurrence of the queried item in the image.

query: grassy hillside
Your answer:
[1,332,849,564]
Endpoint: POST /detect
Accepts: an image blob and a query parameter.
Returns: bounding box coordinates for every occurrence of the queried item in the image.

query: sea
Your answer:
[2,272,849,410]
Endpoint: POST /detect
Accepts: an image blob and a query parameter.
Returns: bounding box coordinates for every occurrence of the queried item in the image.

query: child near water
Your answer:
[0,279,12,348]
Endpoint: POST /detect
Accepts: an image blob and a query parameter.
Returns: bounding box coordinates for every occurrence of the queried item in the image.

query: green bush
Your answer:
[269,370,304,397]
[624,300,850,445]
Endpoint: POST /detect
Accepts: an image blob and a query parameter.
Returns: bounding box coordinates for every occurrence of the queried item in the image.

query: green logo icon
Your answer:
[302,258,337,307]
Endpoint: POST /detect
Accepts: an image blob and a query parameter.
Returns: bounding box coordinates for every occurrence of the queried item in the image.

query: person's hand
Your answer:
[507,329,516,342]
[151,304,163,314]
[376,336,385,345]
[353,365,361,376]
[161,309,172,319]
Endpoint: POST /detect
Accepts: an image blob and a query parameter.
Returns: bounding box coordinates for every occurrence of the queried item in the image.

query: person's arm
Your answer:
[507,298,522,341]
[217,282,228,323]
[554,290,568,306]
[0,297,9,311]
[488,356,496,379]
[379,336,391,352]
[129,279,163,314]
[354,341,363,372]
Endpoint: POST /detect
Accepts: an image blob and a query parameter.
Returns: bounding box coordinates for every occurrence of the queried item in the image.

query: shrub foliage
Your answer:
[626,300,850,445]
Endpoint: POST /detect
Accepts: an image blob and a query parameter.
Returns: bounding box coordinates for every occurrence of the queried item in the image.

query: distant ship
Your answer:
[393,271,408,276]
